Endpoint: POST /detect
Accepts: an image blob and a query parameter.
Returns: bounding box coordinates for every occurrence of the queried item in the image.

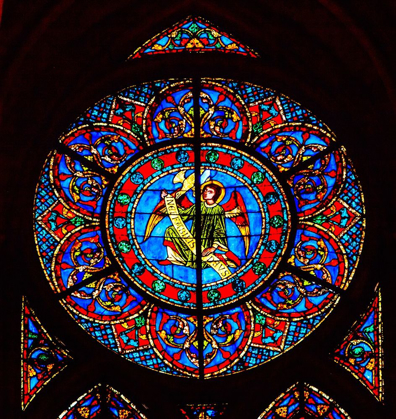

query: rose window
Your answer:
[34,77,365,379]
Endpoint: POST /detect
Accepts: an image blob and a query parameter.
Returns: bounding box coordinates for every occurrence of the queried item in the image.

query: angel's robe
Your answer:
[163,201,228,268]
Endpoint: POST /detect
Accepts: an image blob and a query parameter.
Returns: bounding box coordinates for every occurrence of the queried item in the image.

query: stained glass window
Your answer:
[21,297,72,410]
[180,403,227,418]
[333,284,384,402]
[33,76,365,380]
[59,385,102,419]
[58,384,147,418]
[258,383,351,418]
[130,16,258,59]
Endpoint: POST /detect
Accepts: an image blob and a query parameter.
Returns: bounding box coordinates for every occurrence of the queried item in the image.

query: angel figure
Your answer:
[143,173,250,276]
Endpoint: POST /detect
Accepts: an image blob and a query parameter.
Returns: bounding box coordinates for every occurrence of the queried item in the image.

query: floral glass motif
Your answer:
[21,297,71,410]
[180,403,227,419]
[130,16,258,59]
[334,284,384,402]
[58,384,147,419]
[258,382,351,419]
[34,76,365,379]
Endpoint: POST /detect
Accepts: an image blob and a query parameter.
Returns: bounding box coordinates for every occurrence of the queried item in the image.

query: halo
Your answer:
[200,180,226,203]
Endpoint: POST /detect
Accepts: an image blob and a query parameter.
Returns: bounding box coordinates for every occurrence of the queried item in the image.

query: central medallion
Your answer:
[106,143,291,309]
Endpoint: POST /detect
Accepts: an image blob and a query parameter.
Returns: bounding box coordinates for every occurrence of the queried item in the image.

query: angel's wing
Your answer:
[223,191,250,256]
[143,191,193,241]
[143,205,167,242]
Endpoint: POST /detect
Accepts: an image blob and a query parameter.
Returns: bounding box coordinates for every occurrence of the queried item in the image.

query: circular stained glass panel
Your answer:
[33,77,365,378]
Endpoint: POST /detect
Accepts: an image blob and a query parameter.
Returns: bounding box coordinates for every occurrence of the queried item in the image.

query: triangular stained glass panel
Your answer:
[303,383,351,418]
[258,383,350,419]
[130,16,258,59]
[58,384,147,418]
[106,385,147,418]
[21,297,72,410]
[257,383,300,419]
[58,385,102,418]
[333,284,384,402]
[180,403,228,419]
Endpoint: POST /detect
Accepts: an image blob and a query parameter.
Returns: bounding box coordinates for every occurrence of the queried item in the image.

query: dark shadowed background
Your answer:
[1,1,395,417]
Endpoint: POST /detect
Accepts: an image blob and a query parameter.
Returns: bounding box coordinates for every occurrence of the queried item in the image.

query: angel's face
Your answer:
[203,186,216,201]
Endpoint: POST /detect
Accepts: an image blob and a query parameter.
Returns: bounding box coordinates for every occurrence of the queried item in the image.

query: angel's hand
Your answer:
[161,190,168,199]
[202,247,216,256]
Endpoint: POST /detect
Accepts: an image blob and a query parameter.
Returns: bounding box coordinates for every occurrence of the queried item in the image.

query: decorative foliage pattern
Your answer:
[258,382,351,418]
[288,223,348,288]
[58,384,147,418]
[180,403,227,418]
[34,77,365,378]
[130,16,258,58]
[65,80,190,146]
[334,285,384,402]
[21,297,71,410]
[254,271,339,320]
[62,271,147,323]
[288,149,346,218]
[148,306,199,377]
[61,125,142,173]
[146,83,194,141]
[200,82,250,141]
[203,305,253,376]
[255,126,333,172]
